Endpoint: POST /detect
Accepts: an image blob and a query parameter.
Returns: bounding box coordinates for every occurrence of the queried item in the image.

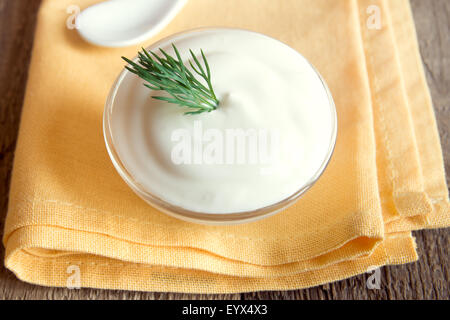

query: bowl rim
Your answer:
[103,27,338,225]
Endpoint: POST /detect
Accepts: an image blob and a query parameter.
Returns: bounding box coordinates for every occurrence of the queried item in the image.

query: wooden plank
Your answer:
[0,0,448,299]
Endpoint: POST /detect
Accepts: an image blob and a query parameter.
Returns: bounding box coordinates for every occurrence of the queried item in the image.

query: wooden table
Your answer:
[0,0,448,300]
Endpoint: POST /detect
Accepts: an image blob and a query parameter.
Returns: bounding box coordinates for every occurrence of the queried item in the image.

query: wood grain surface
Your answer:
[0,0,448,300]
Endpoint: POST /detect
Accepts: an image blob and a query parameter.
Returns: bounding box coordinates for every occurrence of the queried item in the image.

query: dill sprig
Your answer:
[122,44,219,115]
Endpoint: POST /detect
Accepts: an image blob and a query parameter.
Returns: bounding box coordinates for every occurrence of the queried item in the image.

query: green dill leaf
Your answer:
[122,45,219,115]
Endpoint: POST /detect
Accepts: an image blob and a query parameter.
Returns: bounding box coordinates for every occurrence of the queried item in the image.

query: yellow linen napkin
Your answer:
[3,0,449,293]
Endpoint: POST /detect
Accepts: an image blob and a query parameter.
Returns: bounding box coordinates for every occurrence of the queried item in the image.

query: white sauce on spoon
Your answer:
[76,0,187,47]
[108,29,335,214]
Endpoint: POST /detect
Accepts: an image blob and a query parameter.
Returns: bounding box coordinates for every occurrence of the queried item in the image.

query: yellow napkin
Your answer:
[3,0,449,293]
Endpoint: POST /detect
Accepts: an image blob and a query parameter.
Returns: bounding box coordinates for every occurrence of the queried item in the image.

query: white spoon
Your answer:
[76,0,187,47]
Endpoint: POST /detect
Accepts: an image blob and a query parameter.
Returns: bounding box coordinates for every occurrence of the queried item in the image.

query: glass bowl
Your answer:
[103,28,337,225]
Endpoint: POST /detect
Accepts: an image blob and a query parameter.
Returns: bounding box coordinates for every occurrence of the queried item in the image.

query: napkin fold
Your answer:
[3,0,449,293]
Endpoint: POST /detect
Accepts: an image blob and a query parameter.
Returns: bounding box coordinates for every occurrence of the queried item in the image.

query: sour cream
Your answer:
[105,29,336,216]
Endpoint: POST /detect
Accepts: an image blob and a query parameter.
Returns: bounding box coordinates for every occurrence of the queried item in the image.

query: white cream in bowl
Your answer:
[104,29,336,220]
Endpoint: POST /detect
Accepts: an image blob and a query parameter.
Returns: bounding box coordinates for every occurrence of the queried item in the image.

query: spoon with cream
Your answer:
[76,0,187,47]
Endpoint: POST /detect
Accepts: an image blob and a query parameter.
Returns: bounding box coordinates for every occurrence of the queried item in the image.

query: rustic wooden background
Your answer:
[0,0,448,300]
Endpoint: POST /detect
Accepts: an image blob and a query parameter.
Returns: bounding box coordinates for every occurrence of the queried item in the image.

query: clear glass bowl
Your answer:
[103,28,337,225]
